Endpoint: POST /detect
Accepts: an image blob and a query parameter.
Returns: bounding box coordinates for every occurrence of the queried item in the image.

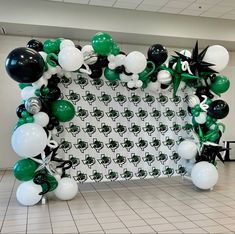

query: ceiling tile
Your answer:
[141,0,169,6]
[136,4,162,11]
[114,0,143,9]
[159,7,183,14]
[179,9,204,16]
[64,0,89,4]
[209,5,233,12]
[200,10,224,17]
[195,0,222,5]
[186,3,214,11]
[218,0,235,7]
[164,0,192,9]
[89,0,116,7]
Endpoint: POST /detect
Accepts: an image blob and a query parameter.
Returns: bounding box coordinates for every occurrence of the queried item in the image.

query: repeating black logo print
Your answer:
[156,152,168,165]
[143,152,155,166]
[90,107,104,121]
[121,108,134,121]
[106,108,119,121]
[106,139,119,152]
[143,123,155,136]
[90,78,104,90]
[114,92,127,106]
[98,123,112,137]
[170,95,181,106]
[128,154,141,167]
[82,154,96,169]
[176,136,184,145]
[65,90,80,105]
[82,123,96,137]
[169,151,181,163]
[150,137,161,150]
[162,166,174,177]
[90,138,104,153]
[113,154,126,167]
[114,123,127,137]
[98,92,112,106]
[143,93,155,106]
[121,138,134,152]
[149,167,161,177]
[136,108,148,121]
[66,122,80,137]
[90,170,103,182]
[182,123,193,134]
[157,93,168,106]
[150,108,161,120]
[55,125,64,137]
[129,123,141,136]
[60,76,72,88]
[175,165,187,176]
[121,169,133,180]
[163,108,175,121]
[170,122,181,135]
[177,107,187,120]
[76,107,89,121]
[73,171,87,183]
[106,80,119,90]
[74,74,88,89]
[136,138,148,151]
[163,137,175,150]
[136,168,147,179]
[59,138,72,153]
[157,122,168,135]
[128,93,141,106]
[69,155,80,169]
[105,170,118,181]
[82,91,96,105]
[98,154,111,168]
[74,139,88,153]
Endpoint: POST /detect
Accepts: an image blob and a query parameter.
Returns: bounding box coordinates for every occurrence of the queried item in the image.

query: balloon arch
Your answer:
[6,32,230,206]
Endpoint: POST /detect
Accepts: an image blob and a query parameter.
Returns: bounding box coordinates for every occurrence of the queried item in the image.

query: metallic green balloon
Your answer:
[104,67,120,81]
[210,75,230,95]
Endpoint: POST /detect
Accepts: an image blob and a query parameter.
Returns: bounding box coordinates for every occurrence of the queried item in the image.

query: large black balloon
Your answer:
[196,86,214,101]
[16,104,26,118]
[6,47,44,83]
[148,44,168,67]
[89,65,103,79]
[27,39,43,52]
[208,100,229,119]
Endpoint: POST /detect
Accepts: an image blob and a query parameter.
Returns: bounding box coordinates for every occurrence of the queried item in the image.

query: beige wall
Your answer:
[0,35,234,169]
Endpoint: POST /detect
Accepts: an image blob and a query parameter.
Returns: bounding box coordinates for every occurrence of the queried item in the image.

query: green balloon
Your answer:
[139,61,156,82]
[111,42,120,56]
[91,32,114,56]
[26,116,34,123]
[13,159,39,181]
[207,129,220,142]
[104,67,120,81]
[43,39,61,54]
[41,174,58,192]
[18,83,32,90]
[210,75,230,95]
[51,100,75,122]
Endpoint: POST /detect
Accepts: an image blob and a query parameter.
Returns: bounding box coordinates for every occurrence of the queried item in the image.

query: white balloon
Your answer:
[178,140,198,159]
[32,77,48,89]
[16,181,42,206]
[203,45,229,72]
[43,72,52,80]
[47,64,58,75]
[115,54,126,66]
[127,80,135,88]
[21,86,37,100]
[56,66,62,74]
[108,62,116,70]
[191,161,218,190]
[81,45,98,65]
[54,178,78,200]
[125,51,146,74]
[120,73,131,82]
[33,112,49,127]
[180,49,191,58]
[39,51,47,61]
[148,81,160,92]
[11,123,48,157]
[58,47,84,71]
[60,39,75,50]
[187,94,200,108]
[135,80,143,88]
[157,70,172,84]
[195,112,207,124]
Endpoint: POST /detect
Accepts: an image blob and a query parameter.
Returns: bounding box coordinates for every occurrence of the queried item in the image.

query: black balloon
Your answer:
[46,123,54,131]
[161,84,169,89]
[49,116,60,127]
[41,86,61,102]
[94,56,109,68]
[48,75,60,87]
[89,65,103,79]
[196,86,214,101]
[6,47,44,83]
[207,100,229,119]
[16,104,26,118]
[194,124,209,135]
[27,39,43,52]
[75,44,82,50]
[148,44,168,67]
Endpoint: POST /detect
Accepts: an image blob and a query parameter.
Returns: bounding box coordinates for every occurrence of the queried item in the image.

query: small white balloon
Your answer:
[115,54,126,66]
[127,80,135,88]
[203,45,229,72]
[187,94,200,108]
[54,177,78,200]
[135,80,143,88]
[125,51,147,74]
[108,62,116,70]
[120,73,131,82]
[148,81,160,92]
[21,86,37,100]
[58,47,84,72]
[33,112,49,127]
[82,45,98,65]
[47,64,58,75]
[180,49,191,58]
[39,51,47,61]
[32,77,48,89]
[60,39,75,50]
[178,140,198,159]
[16,181,42,206]
[157,70,172,84]
[191,161,218,190]
[56,66,62,74]
[195,112,207,124]
[43,72,52,80]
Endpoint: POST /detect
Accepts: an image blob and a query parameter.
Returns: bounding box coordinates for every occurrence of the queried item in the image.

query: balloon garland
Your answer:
[6,32,230,206]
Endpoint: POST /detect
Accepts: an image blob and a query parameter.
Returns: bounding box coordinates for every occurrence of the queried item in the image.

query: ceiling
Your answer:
[49,0,235,20]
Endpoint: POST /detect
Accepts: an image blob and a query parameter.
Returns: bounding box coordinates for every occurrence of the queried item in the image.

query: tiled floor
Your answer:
[1,162,235,233]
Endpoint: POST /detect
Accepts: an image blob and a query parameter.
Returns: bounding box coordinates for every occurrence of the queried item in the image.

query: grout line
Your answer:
[26,206,29,234]
[0,170,6,183]
[66,200,81,233]
[47,199,55,234]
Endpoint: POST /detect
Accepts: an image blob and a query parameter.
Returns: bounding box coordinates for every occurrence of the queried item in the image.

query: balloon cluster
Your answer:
[6,33,231,206]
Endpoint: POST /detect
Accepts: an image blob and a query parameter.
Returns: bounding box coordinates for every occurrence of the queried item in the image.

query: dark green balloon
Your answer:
[111,42,120,56]
[210,75,230,95]
[51,100,75,122]
[13,159,38,181]
[18,83,32,90]
[43,39,61,54]
[104,67,120,81]
[41,174,58,192]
